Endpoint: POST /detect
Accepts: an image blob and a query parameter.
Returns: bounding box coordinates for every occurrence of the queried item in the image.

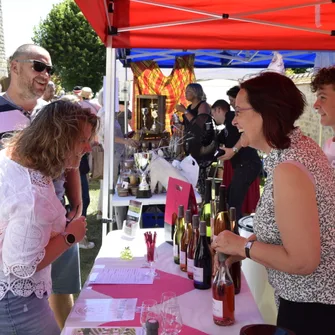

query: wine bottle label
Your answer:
[180,251,186,265]
[187,258,194,274]
[193,266,204,284]
[212,298,223,319]
[173,244,179,257]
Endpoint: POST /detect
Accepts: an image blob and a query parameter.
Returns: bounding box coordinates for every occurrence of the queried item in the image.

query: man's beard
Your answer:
[18,72,45,100]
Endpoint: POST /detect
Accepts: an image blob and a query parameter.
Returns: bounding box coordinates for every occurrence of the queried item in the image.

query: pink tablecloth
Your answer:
[93,269,207,334]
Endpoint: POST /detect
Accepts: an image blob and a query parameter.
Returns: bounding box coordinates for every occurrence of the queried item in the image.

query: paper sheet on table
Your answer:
[69,299,137,323]
[90,268,154,285]
[62,326,142,335]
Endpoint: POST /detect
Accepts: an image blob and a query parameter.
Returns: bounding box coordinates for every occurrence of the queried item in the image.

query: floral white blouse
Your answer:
[0,150,66,299]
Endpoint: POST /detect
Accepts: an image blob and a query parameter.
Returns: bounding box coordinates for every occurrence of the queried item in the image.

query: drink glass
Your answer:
[161,291,177,312]
[140,299,158,330]
[145,245,158,277]
[161,303,182,335]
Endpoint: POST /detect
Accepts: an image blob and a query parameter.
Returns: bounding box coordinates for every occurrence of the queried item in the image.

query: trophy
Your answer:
[134,152,152,198]
[151,109,158,132]
[141,107,149,130]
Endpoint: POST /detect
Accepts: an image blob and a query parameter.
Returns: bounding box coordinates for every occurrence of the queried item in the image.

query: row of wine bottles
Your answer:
[172,179,241,326]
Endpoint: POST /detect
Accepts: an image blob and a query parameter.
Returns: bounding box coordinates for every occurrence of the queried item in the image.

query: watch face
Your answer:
[67,234,76,244]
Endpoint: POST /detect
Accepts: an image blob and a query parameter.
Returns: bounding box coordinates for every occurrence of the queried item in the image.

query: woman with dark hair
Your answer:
[213,72,335,335]
[176,82,211,122]
[0,100,98,334]
[176,83,213,197]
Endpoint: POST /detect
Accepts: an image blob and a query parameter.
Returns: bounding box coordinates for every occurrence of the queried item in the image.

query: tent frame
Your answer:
[94,0,334,237]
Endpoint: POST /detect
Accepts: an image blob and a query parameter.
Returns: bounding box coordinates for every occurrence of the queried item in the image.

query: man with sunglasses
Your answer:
[211,98,262,223]
[0,44,82,330]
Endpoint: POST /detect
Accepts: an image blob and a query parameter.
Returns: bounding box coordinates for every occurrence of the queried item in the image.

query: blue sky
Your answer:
[2,0,62,57]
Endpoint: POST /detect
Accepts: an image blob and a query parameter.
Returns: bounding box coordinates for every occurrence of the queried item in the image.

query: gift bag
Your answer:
[164,177,198,244]
[91,144,104,179]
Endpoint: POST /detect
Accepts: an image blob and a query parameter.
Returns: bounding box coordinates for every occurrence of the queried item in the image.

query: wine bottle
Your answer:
[200,178,212,244]
[146,318,159,335]
[214,180,221,203]
[212,252,235,326]
[213,185,230,242]
[193,221,212,290]
[210,200,217,243]
[180,209,191,272]
[187,214,199,280]
[230,207,241,295]
[173,205,184,264]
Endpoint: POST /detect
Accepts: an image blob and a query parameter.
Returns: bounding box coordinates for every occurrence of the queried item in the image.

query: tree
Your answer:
[32,0,106,93]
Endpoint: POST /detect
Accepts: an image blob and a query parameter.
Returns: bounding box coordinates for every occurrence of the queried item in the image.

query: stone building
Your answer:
[291,72,333,147]
[0,0,7,91]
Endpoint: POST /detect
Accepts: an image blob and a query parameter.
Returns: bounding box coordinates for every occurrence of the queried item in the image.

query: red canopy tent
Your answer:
[75,0,335,50]
[74,0,335,235]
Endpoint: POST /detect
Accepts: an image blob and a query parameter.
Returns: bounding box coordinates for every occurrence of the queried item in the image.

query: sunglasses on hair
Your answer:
[15,59,54,75]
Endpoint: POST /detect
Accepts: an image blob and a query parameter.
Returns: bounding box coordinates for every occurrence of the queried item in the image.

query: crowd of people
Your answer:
[1,42,335,335]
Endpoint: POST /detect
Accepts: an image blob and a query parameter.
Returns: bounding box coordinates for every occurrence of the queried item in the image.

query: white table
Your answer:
[110,191,202,207]
[63,229,263,335]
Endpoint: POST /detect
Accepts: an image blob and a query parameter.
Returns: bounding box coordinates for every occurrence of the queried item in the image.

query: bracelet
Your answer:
[245,240,256,259]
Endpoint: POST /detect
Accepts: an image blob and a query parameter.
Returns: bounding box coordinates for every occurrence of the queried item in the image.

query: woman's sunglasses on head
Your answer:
[15,59,54,75]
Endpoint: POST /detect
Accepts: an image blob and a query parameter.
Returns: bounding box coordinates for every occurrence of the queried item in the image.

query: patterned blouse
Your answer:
[253,128,335,304]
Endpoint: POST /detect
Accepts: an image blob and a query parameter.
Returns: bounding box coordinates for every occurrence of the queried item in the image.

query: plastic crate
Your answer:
[142,212,165,228]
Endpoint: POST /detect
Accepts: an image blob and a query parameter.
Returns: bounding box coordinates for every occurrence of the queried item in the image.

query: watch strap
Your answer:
[245,240,256,259]
[232,146,239,154]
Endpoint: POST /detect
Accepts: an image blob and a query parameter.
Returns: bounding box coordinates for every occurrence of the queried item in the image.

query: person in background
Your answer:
[42,81,55,103]
[117,100,133,135]
[176,83,212,197]
[220,85,262,218]
[1,44,83,331]
[74,87,101,248]
[96,88,139,227]
[211,99,261,222]
[176,82,211,123]
[0,100,96,335]
[73,85,82,100]
[311,66,335,166]
[213,72,335,335]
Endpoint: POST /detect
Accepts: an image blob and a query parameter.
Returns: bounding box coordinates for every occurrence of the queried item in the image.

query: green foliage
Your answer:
[32,0,105,93]
[286,68,309,75]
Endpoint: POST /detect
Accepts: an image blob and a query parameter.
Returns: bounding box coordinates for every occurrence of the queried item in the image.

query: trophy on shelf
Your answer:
[134,152,152,198]
[151,109,158,132]
[141,107,149,130]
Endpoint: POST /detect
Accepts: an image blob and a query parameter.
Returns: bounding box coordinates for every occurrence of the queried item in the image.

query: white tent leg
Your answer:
[102,46,116,241]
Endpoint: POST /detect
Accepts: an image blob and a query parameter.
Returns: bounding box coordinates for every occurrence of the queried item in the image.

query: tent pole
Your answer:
[102,46,116,240]
[230,17,331,35]
[235,1,331,17]
[124,66,128,136]
[118,17,218,33]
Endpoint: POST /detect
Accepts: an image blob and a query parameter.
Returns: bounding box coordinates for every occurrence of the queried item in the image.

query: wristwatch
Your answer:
[62,232,76,246]
[245,240,256,259]
[232,146,239,154]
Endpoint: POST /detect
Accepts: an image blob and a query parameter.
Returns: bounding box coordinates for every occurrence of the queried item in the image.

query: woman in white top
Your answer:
[0,100,98,335]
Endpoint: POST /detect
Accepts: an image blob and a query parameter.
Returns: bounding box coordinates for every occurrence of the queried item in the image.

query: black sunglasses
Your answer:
[16,59,54,75]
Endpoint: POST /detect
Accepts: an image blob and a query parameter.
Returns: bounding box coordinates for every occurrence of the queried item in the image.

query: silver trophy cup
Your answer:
[134,152,152,198]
